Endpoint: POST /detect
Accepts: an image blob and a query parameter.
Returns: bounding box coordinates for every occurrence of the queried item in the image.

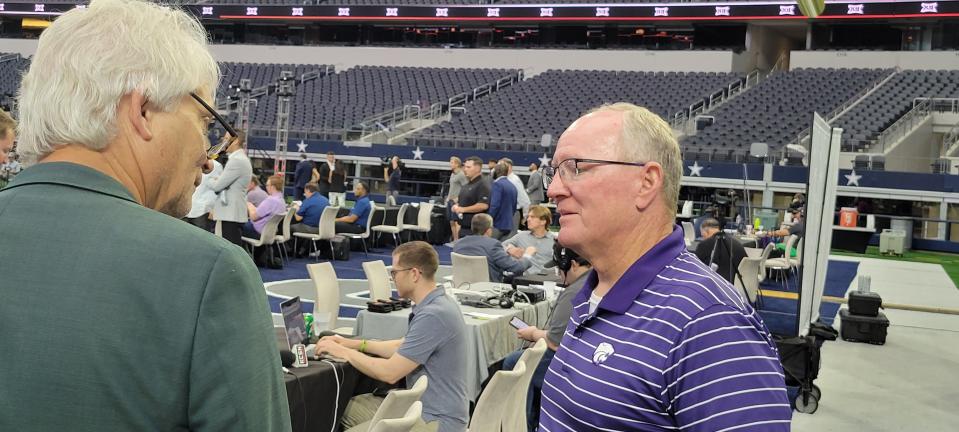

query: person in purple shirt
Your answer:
[243,174,287,266]
[539,103,791,431]
[246,176,268,207]
[489,162,518,240]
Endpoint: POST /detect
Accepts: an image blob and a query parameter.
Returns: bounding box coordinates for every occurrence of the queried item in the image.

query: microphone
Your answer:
[279,349,296,368]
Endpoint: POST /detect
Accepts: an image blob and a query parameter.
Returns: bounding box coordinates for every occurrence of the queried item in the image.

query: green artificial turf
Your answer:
[831,245,959,290]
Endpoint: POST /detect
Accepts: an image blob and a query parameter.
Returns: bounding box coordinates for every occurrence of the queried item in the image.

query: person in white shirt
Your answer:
[184,159,223,230]
[503,205,557,275]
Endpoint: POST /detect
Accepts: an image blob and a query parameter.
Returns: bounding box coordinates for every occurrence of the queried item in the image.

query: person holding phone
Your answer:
[501,243,592,431]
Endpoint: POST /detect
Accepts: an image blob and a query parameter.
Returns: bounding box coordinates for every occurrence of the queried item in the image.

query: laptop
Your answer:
[280,296,308,350]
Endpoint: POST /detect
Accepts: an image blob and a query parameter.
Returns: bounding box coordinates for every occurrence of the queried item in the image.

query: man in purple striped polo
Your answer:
[539,103,792,431]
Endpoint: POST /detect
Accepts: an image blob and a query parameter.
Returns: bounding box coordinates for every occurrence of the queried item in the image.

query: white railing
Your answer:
[669,69,761,130]
[345,70,524,142]
[784,68,897,154]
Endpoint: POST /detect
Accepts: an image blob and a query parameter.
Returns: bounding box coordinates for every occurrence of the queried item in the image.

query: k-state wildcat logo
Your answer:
[593,342,615,365]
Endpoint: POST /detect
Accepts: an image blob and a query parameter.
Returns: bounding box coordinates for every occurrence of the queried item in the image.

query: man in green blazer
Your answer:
[0,1,291,431]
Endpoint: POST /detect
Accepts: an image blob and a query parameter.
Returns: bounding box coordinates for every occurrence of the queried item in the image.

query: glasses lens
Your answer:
[542,166,554,189]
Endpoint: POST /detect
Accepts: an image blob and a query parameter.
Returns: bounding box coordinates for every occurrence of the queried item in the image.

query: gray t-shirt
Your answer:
[547,272,589,346]
[502,231,557,275]
[397,287,468,432]
[447,171,468,202]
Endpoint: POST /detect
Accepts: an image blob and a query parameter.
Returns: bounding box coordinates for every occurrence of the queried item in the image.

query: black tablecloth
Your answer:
[284,361,386,432]
[832,228,875,254]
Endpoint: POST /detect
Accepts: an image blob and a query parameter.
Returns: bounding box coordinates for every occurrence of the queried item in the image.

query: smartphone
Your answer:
[509,316,529,330]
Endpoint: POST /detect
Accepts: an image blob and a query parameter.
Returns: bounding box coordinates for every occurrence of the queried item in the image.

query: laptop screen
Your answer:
[280,296,308,349]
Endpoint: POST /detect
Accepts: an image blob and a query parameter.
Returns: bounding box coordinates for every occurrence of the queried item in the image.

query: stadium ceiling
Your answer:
[2,1,958,24]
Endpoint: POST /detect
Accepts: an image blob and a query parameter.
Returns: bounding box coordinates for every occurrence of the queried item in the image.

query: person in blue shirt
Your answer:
[336,181,372,234]
[292,182,330,257]
[489,162,518,240]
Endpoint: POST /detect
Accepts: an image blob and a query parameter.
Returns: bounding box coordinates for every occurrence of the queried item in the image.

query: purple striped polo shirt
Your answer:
[540,226,791,431]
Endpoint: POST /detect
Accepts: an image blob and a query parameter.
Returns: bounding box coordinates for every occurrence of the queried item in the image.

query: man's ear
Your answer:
[633,162,664,211]
[127,91,153,142]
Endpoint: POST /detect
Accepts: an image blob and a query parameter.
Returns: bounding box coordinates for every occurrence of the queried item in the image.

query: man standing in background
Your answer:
[325,151,347,207]
[293,152,314,201]
[526,162,544,205]
[211,132,252,246]
[452,156,490,233]
[446,156,468,243]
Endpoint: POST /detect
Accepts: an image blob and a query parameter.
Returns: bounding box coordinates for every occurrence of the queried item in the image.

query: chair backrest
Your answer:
[369,401,422,432]
[502,339,548,431]
[366,376,428,431]
[386,195,397,206]
[358,203,376,238]
[451,252,490,288]
[735,258,761,304]
[758,242,775,280]
[416,203,434,230]
[794,237,804,265]
[866,214,876,229]
[307,262,340,332]
[363,260,394,301]
[680,200,694,217]
[259,212,286,244]
[318,206,339,240]
[783,234,798,256]
[468,361,527,431]
[394,203,410,229]
[681,221,695,245]
[280,207,295,240]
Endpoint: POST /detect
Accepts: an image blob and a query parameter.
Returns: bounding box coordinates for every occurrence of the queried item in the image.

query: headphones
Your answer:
[552,243,587,274]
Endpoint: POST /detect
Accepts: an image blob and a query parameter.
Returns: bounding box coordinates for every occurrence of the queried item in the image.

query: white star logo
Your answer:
[412,146,424,160]
[688,161,704,177]
[539,153,552,167]
[845,170,862,186]
[296,141,307,152]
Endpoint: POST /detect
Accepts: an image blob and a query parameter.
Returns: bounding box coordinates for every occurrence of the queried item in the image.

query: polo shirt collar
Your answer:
[573,225,685,318]
[5,161,138,204]
[412,287,445,313]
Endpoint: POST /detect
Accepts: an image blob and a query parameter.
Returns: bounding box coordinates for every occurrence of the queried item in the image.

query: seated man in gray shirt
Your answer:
[315,241,468,432]
[502,243,592,431]
[452,213,535,282]
[503,205,557,275]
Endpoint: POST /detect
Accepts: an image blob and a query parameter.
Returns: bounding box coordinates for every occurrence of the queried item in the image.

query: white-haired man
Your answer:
[538,103,790,431]
[0,1,290,430]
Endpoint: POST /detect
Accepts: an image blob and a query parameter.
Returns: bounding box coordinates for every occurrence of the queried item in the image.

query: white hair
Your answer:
[16,0,219,164]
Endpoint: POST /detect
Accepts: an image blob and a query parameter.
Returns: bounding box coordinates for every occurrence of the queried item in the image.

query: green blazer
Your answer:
[0,162,291,431]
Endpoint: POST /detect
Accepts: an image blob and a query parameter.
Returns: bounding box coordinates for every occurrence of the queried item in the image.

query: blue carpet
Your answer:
[259,243,453,283]
[757,260,859,336]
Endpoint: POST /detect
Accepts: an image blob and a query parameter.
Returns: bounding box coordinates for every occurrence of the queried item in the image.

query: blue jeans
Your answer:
[502,348,556,432]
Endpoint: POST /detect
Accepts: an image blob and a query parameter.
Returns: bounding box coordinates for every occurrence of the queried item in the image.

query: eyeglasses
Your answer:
[541,158,647,189]
[190,93,240,159]
[389,267,416,280]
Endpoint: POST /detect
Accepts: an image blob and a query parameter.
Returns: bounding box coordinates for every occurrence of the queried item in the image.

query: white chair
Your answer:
[502,339,548,431]
[343,204,377,257]
[294,206,339,261]
[273,208,296,262]
[766,235,798,276]
[789,237,804,270]
[386,195,397,206]
[214,219,222,237]
[734,257,763,306]
[757,242,775,283]
[369,401,422,432]
[681,221,696,247]
[345,376,428,432]
[372,203,409,247]
[241,212,285,260]
[678,200,694,218]
[451,252,490,288]
[402,203,434,242]
[468,361,527,432]
[363,260,394,301]
[866,214,876,230]
[307,262,354,335]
